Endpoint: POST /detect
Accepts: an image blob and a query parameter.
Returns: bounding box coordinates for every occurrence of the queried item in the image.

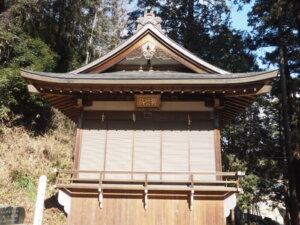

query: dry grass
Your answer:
[0,111,75,225]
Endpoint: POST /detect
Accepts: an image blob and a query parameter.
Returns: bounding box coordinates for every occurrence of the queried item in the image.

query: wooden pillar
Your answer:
[73,108,83,170]
[214,107,222,173]
[230,208,236,225]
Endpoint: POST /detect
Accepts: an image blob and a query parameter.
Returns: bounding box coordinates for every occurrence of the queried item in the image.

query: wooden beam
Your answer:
[58,106,76,112]
[52,101,74,109]
[224,100,250,108]
[223,103,244,112]
[238,96,255,103]
[229,98,252,106]
[222,107,243,114]
[219,111,237,119]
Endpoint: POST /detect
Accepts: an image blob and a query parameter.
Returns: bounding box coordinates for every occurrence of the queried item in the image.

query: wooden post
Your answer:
[213,107,222,181]
[73,109,83,172]
[230,208,235,225]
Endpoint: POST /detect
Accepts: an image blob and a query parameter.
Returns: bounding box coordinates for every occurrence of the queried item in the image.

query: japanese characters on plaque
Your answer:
[135,95,161,108]
[0,206,25,224]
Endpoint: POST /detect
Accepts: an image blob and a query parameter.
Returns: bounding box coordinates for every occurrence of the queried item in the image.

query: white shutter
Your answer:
[105,121,134,180]
[133,122,161,180]
[189,121,216,181]
[79,120,106,179]
[78,119,216,182]
[162,122,189,181]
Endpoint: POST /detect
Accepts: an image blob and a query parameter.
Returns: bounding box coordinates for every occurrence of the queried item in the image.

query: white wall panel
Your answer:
[134,129,161,180]
[189,122,216,180]
[79,120,106,179]
[161,122,189,181]
[105,121,133,180]
[79,118,216,182]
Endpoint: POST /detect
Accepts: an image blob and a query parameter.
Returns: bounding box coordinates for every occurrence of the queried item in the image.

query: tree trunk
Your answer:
[184,0,195,51]
[279,22,300,225]
[85,10,98,65]
[0,0,5,13]
[293,0,300,41]
[295,159,300,211]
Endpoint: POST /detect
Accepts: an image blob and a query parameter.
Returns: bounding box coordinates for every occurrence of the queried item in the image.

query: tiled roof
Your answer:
[22,70,278,80]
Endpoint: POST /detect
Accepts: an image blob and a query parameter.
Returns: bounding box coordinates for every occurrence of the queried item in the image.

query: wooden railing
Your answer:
[54,170,244,210]
[54,169,245,193]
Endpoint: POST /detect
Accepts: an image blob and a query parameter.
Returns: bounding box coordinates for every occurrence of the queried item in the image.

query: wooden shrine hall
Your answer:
[21,9,277,225]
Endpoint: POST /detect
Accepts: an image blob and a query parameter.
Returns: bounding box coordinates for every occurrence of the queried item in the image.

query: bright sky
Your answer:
[228,1,251,31]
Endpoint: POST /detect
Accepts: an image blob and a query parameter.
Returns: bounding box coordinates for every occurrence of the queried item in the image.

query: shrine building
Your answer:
[21,10,277,225]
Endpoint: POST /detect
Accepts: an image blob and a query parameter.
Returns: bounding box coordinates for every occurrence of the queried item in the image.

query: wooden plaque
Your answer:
[135,94,161,108]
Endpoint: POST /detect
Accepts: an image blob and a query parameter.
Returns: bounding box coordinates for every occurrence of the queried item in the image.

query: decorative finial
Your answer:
[135,8,165,33]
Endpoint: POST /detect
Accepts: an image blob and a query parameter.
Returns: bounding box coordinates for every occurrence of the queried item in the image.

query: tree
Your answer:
[128,0,259,73]
[85,0,129,64]
[0,0,129,72]
[231,0,300,223]
[222,95,285,211]
[0,0,128,133]
[0,25,57,132]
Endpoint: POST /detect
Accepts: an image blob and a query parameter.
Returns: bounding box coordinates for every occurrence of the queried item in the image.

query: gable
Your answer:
[106,40,194,73]
[102,34,200,73]
[71,25,229,74]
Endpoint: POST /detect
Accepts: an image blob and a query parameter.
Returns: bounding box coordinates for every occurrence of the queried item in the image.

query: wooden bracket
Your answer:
[27,84,40,93]
[98,189,103,209]
[144,174,148,210]
[98,173,104,209]
[144,189,148,210]
[190,190,194,211]
[75,98,83,108]
[187,114,191,126]
[190,174,194,211]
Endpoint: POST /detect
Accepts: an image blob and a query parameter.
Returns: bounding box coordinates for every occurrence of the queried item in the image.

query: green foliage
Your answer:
[11,171,37,202]
[0,0,128,132]
[222,95,284,209]
[14,172,32,189]
[245,0,299,74]
[5,28,57,71]
[0,0,128,71]
[0,25,57,132]
[238,174,260,210]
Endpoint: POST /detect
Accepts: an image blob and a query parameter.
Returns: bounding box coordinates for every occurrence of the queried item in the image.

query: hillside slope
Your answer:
[0,111,75,225]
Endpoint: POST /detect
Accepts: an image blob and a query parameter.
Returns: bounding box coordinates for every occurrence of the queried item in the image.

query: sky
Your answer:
[228,1,251,31]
